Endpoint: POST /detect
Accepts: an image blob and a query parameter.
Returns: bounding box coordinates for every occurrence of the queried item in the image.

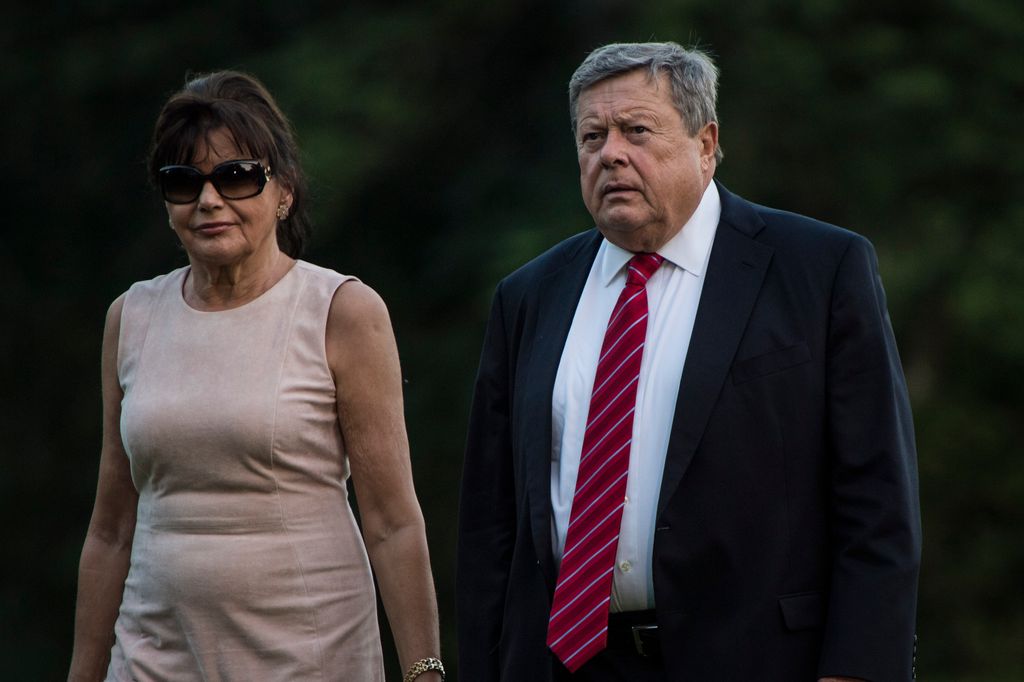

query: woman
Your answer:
[68,71,443,682]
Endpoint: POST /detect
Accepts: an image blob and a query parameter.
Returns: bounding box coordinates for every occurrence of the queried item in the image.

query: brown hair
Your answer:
[148,71,310,257]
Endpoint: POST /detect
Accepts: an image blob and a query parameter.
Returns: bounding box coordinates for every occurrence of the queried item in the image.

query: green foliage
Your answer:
[3,0,1021,678]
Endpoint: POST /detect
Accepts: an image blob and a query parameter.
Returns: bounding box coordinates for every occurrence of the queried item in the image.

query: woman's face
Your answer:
[164,127,291,268]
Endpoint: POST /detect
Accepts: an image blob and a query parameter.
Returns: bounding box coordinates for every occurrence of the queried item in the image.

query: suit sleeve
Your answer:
[819,235,922,680]
[457,282,517,681]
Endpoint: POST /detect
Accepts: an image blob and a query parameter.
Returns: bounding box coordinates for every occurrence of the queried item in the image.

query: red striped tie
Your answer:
[547,252,664,672]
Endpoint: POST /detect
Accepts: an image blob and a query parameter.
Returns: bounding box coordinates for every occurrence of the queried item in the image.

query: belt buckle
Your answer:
[631,624,657,657]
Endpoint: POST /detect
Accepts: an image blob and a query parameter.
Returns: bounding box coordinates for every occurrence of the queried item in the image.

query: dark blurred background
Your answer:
[3,1,1022,679]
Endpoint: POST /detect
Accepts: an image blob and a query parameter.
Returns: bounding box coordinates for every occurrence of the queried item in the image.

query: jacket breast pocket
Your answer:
[778,591,824,631]
[731,341,811,385]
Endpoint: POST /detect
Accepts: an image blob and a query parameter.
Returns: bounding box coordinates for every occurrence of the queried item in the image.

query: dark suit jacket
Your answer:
[457,182,921,681]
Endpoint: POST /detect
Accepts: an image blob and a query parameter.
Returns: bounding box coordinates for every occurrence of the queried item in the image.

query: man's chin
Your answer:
[597,228,654,253]
[596,216,678,252]
[595,212,645,235]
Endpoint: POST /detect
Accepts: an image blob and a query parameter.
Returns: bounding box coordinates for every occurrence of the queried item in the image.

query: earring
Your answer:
[277,201,289,220]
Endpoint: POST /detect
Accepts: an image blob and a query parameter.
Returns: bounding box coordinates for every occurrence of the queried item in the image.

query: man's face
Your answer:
[576,69,717,253]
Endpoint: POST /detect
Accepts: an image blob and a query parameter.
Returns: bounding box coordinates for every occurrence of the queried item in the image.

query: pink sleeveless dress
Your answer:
[107,261,384,681]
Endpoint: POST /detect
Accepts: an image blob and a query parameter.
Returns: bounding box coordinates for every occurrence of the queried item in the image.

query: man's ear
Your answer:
[698,121,719,165]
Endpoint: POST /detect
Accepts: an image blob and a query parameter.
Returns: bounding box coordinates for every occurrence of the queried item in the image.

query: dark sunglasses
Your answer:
[158,159,272,204]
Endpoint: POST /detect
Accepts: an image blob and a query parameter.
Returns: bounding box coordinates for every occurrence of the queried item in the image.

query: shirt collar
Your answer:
[597,181,722,287]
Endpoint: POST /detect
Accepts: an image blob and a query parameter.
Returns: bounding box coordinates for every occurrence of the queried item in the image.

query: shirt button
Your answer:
[624,495,629,504]
[619,560,632,573]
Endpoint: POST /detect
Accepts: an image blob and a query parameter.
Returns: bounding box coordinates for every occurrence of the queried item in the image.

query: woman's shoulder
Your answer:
[323,275,394,370]
[123,265,190,303]
[302,261,387,338]
[293,259,365,314]
[294,259,358,286]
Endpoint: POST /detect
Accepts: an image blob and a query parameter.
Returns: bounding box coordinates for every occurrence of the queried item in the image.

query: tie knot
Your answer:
[626,253,664,286]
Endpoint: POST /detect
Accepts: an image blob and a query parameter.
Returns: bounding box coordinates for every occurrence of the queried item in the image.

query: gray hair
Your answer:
[568,42,723,163]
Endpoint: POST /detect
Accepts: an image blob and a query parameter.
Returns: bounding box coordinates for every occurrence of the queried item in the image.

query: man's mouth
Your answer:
[602,183,638,197]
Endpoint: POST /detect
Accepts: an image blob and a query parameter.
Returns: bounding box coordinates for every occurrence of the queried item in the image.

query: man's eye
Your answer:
[630,126,649,134]
[581,132,602,142]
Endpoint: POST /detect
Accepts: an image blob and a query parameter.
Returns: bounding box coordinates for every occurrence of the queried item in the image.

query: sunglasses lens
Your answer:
[160,167,203,204]
[213,161,264,199]
[158,161,268,203]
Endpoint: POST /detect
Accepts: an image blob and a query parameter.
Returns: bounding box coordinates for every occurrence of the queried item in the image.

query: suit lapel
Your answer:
[657,185,773,519]
[522,231,602,588]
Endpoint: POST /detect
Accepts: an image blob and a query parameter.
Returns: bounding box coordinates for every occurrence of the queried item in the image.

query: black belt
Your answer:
[606,610,660,657]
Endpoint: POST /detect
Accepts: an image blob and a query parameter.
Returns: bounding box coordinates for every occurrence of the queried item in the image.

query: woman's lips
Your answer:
[194,222,233,235]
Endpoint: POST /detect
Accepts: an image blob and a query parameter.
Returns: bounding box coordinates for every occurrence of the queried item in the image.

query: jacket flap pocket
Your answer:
[732,341,811,384]
[778,591,823,631]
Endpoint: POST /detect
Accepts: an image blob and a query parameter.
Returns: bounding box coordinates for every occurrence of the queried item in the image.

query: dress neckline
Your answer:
[176,260,301,315]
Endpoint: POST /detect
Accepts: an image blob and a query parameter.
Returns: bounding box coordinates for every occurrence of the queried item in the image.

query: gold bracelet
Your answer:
[403,656,445,682]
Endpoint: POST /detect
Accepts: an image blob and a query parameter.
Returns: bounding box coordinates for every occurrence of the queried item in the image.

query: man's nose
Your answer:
[599,129,629,168]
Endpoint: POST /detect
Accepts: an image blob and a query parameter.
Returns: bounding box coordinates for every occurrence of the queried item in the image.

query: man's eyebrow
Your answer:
[612,108,660,122]
[576,107,663,133]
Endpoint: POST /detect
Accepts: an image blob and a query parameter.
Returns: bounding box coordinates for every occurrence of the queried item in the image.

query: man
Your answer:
[457,42,921,681]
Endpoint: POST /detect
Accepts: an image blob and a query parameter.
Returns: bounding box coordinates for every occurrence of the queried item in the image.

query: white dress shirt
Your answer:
[551,181,721,612]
